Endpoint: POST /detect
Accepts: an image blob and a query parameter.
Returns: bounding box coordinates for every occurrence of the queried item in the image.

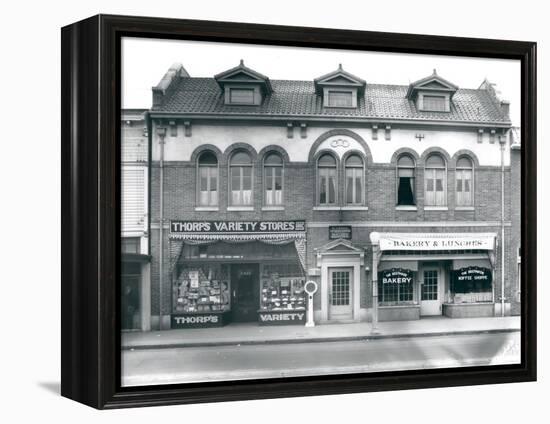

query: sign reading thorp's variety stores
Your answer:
[170,220,306,234]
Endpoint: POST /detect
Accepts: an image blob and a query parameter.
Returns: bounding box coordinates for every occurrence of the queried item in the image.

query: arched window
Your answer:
[397,154,416,206]
[345,154,364,205]
[425,153,447,206]
[263,152,283,206]
[230,151,253,206]
[317,153,337,205]
[456,156,474,206]
[197,151,218,206]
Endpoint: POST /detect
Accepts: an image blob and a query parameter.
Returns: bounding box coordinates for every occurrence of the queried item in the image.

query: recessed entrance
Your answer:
[231,264,260,322]
[329,267,354,320]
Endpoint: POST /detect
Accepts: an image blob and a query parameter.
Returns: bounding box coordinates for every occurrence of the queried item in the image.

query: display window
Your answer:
[173,264,231,314]
[450,266,493,303]
[260,263,305,311]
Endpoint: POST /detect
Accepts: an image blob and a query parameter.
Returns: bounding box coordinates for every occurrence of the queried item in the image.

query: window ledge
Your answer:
[227,206,254,211]
[455,206,475,211]
[424,206,449,211]
[313,206,341,211]
[194,206,219,212]
[341,206,369,211]
[261,206,285,211]
[395,205,417,211]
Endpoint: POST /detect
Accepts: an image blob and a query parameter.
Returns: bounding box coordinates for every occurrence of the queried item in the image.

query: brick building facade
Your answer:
[138,61,520,330]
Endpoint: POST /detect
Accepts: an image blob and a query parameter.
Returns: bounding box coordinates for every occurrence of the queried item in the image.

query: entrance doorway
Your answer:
[231,264,259,322]
[121,264,141,330]
[420,268,441,316]
[328,267,354,320]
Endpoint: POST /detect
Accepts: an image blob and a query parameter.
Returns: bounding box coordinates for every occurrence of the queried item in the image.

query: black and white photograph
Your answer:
[120,37,522,387]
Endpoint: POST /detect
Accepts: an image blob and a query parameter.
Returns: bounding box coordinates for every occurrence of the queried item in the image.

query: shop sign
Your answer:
[378,233,495,251]
[329,225,352,240]
[171,313,228,328]
[170,220,306,234]
[258,311,306,325]
[380,268,413,284]
[453,266,492,283]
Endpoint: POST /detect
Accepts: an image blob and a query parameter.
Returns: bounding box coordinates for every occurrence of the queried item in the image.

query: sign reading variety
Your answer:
[378,234,495,251]
[170,220,306,234]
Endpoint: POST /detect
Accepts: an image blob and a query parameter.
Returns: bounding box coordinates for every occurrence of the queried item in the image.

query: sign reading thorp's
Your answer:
[170,220,306,234]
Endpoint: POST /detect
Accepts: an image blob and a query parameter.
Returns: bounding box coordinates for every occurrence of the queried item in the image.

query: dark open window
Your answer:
[397,154,416,206]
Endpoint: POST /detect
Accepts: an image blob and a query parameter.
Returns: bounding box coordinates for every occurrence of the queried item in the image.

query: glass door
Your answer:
[329,268,353,320]
[420,269,441,316]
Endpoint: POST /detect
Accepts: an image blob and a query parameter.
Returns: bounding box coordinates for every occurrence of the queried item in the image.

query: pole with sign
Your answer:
[304,281,318,327]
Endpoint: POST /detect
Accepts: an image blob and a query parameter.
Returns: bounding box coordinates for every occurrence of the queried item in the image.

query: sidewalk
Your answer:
[122,316,520,350]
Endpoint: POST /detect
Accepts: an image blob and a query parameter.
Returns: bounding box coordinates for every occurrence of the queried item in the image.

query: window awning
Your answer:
[374,232,496,251]
[452,258,492,270]
[378,260,418,272]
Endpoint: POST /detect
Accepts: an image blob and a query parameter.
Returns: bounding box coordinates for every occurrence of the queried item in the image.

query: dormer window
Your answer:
[214,60,272,106]
[406,69,458,113]
[327,90,354,108]
[314,64,365,109]
[421,94,448,112]
[229,88,255,105]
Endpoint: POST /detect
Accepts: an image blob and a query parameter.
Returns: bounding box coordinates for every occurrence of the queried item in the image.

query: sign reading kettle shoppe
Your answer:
[170,220,306,234]
[380,268,414,284]
[452,266,492,284]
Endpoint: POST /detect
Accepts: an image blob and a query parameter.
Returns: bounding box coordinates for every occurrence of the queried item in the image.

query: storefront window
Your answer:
[397,154,416,205]
[230,151,253,205]
[264,152,283,205]
[425,154,447,206]
[318,153,337,205]
[456,156,473,206]
[378,268,415,305]
[345,154,364,205]
[173,264,231,313]
[260,263,305,311]
[450,266,493,303]
[197,151,218,206]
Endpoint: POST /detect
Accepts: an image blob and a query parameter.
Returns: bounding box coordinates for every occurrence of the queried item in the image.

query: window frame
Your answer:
[455,156,474,207]
[196,151,219,207]
[419,92,451,112]
[229,150,254,207]
[344,153,365,206]
[317,153,338,206]
[396,154,417,206]
[229,87,255,105]
[262,152,284,207]
[424,153,447,207]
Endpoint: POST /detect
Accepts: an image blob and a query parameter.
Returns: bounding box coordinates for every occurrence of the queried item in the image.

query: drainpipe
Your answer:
[499,134,506,317]
[157,125,167,329]
[369,232,380,334]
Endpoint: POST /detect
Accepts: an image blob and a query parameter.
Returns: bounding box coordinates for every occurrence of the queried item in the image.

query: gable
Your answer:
[218,70,264,82]
[319,74,363,86]
[420,80,453,90]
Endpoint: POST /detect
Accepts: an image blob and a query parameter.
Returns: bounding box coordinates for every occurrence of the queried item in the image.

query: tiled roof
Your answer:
[151,78,511,124]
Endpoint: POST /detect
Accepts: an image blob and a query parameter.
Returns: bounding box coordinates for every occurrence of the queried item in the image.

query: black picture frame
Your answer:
[61,14,537,409]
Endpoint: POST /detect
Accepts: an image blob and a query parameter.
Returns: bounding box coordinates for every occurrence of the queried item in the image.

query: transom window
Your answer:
[422,95,447,112]
[345,154,364,205]
[197,151,218,206]
[328,91,353,107]
[425,154,447,206]
[230,151,253,205]
[397,154,416,206]
[229,88,255,105]
[264,152,283,206]
[456,156,473,206]
[318,153,337,205]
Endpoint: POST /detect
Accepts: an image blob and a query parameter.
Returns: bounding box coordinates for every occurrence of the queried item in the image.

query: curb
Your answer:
[122,327,520,351]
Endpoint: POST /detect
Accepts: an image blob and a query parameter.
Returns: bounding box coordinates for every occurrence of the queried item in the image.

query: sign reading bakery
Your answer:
[170,220,306,234]
[380,268,414,284]
[378,233,495,251]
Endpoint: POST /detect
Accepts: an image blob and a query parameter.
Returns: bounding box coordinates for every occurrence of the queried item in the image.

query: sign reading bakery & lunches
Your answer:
[378,233,495,251]
[170,220,306,234]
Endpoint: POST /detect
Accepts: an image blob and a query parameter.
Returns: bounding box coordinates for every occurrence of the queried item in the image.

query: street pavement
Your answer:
[121,331,520,387]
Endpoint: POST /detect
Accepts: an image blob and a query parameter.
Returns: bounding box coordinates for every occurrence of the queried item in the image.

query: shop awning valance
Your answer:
[452,258,492,270]
[374,232,497,251]
[378,260,419,272]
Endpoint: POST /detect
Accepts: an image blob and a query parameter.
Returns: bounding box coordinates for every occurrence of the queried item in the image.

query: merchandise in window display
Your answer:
[173,265,230,313]
[260,271,306,311]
